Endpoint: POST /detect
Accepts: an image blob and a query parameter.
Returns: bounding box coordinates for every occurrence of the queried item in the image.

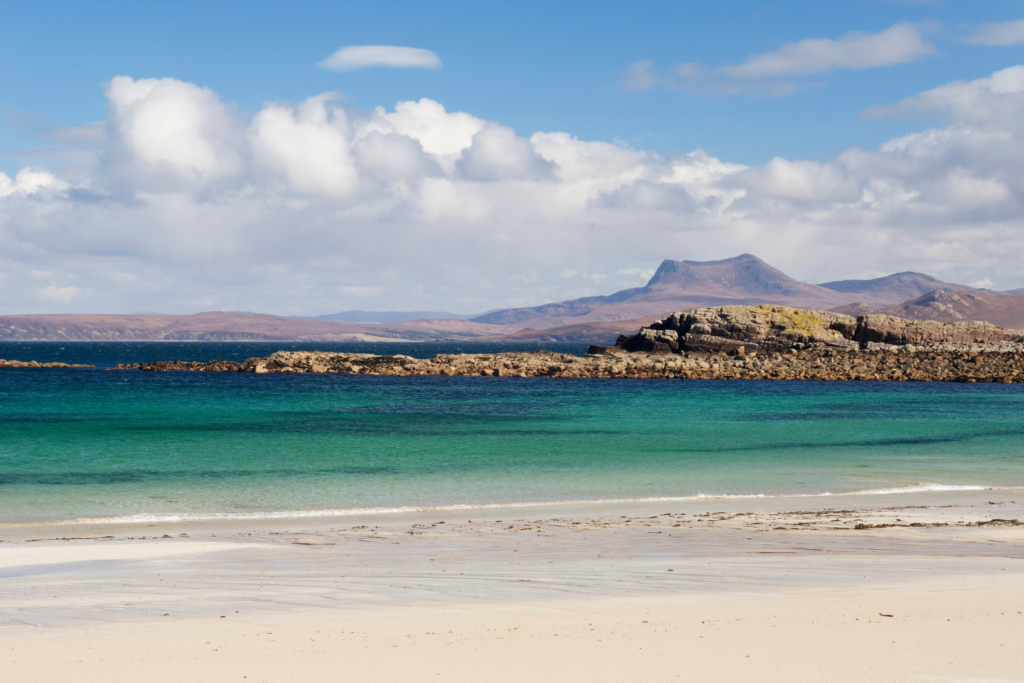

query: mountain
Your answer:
[818,272,983,302]
[840,290,1024,329]
[0,312,508,342]
[639,254,837,301]
[307,310,475,323]
[6,256,1018,343]
[471,254,860,330]
[469,256,1002,331]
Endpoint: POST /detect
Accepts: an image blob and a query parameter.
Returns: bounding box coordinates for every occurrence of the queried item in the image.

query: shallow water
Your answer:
[2,342,1023,525]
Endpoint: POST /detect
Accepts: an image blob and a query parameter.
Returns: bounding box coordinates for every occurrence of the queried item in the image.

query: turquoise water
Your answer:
[2,344,1024,524]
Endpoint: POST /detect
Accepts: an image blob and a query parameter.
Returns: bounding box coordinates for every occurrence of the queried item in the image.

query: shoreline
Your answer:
[2,483,1022,532]
[3,493,1023,615]
[2,494,1023,681]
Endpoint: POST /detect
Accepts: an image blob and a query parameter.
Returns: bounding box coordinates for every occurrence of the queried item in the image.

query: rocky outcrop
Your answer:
[615,305,1024,354]
[105,306,1024,383]
[617,305,860,354]
[0,359,94,368]
[119,360,244,372]
[853,314,1021,347]
[111,346,1024,383]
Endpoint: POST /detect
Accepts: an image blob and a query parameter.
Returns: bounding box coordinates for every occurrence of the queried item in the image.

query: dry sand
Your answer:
[1,494,1022,682]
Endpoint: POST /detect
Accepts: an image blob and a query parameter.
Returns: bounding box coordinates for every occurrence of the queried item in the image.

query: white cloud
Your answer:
[616,61,661,92]
[721,23,936,79]
[103,76,245,190]
[0,168,67,198]
[250,93,358,196]
[366,98,484,170]
[456,123,556,182]
[736,158,862,203]
[621,23,937,97]
[37,285,81,303]
[863,65,1024,126]
[964,20,1024,46]
[318,45,441,72]
[3,67,1024,314]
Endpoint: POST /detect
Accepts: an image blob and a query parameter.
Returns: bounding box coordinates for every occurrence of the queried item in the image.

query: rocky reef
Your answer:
[0,359,94,368]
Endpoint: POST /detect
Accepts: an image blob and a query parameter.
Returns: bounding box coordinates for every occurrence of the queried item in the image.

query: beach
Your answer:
[2,492,1023,682]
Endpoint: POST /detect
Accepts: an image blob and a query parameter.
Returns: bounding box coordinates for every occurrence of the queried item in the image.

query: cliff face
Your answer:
[615,305,1024,355]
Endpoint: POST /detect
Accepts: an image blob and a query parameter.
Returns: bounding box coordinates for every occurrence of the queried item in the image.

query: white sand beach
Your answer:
[2,493,1022,682]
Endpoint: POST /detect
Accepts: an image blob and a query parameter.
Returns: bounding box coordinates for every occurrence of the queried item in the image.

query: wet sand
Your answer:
[1,493,1023,682]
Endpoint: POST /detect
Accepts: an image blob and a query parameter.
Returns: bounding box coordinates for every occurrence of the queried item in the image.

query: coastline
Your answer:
[2,493,1023,681]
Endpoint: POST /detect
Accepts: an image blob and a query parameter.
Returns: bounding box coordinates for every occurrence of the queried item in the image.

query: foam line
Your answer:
[5,483,1018,527]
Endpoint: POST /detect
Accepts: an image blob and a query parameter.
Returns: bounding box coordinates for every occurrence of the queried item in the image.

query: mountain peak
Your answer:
[644,254,825,299]
[818,271,978,300]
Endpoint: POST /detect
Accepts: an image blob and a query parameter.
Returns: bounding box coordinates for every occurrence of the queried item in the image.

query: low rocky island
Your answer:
[0,359,94,368]
[109,305,1024,383]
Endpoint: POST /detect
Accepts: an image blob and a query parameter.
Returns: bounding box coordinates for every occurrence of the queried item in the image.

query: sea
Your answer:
[1,341,1022,526]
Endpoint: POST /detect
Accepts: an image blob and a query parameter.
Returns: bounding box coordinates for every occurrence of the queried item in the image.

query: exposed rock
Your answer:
[118,360,244,372]
[620,305,859,353]
[617,304,1024,354]
[112,345,1024,383]
[853,314,1021,347]
[0,359,94,368]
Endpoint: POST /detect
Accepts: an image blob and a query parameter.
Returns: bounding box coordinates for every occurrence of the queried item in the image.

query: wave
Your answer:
[845,483,989,495]
[8,482,1019,527]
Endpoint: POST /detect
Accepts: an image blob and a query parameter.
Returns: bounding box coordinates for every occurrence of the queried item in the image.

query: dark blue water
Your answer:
[0,341,592,369]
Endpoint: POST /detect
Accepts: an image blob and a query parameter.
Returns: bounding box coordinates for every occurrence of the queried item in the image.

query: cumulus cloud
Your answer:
[250,93,358,196]
[964,20,1024,46]
[103,76,245,191]
[3,68,1024,314]
[620,23,937,96]
[318,45,441,72]
[456,123,557,182]
[735,158,862,203]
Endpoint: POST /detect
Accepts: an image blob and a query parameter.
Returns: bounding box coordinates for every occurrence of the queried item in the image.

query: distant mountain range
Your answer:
[3,255,1021,343]
[834,290,1024,329]
[467,254,992,329]
[306,310,476,323]
[0,312,503,343]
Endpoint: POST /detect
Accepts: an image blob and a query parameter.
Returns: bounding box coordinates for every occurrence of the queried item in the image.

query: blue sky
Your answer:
[2,1,1024,313]
[4,0,1023,169]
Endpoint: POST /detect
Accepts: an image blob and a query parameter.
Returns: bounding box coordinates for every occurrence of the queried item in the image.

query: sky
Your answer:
[2,0,1024,314]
